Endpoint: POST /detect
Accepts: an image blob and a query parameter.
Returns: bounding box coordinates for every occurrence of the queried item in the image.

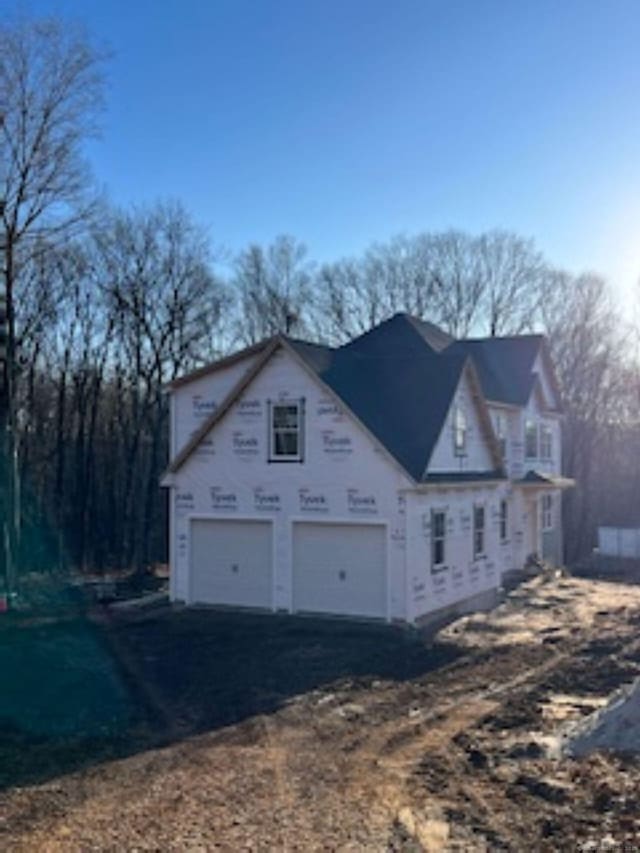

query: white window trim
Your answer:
[542,494,553,531]
[268,399,304,463]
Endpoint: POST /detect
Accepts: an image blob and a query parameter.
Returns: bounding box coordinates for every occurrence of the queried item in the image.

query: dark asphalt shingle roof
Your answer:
[287,313,555,483]
[447,335,544,407]
[423,470,506,484]
[171,313,553,482]
[289,314,472,481]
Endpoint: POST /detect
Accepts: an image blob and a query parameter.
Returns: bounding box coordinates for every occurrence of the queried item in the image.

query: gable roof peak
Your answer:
[403,314,455,352]
[343,312,455,356]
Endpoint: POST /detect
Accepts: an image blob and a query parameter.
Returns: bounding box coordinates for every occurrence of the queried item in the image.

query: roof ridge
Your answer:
[461,333,544,343]
[282,334,334,350]
[401,314,455,353]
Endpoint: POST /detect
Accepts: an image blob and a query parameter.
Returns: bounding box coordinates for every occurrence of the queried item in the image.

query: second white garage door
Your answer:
[292,522,387,618]
[190,519,273,608]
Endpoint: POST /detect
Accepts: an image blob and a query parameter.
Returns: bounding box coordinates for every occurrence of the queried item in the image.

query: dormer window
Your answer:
[542,494,553,530]
[453,407,467,456]
[540,424,553,461]
[269,400,304,462]
[525,420,538,459]
[495,413,507,459]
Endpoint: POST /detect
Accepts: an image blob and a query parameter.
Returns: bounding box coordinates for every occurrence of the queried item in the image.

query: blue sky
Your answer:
[17,0,640,309]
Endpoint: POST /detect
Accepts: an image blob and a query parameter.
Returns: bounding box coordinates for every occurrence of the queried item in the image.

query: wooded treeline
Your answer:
[9,216,640,574]
[1,16,639,579]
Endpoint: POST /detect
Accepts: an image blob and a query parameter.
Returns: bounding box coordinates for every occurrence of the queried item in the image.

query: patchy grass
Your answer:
[0,617,141,790]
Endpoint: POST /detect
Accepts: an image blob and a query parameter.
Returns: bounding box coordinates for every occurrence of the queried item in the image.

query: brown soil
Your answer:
[3,576,640,850]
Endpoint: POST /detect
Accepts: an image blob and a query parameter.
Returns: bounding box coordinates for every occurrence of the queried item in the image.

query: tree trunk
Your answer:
[1,233,19,592]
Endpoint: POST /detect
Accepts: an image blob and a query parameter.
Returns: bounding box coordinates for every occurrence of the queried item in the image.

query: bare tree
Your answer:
[542,273,629,560]
[96,201,228,571]
[311,229,553,344]
[0,16,105,588]
[476,230,550,336]
[232,235,313,345]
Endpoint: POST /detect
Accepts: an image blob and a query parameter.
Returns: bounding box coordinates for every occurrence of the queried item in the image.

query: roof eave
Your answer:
[409,477,507,491]
[165,337,282,475]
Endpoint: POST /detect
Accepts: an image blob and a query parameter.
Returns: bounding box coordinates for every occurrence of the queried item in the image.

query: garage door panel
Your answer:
[293,523,386,618]
[191,519,272,608]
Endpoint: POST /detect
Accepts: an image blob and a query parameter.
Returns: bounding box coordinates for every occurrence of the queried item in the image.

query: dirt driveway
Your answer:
[3,576,640,850]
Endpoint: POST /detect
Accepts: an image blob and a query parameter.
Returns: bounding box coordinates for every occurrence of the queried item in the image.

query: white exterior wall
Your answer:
[503,359,562,482]
[405,484,509,622]
[428,372,495,473]
[166,341,566,621]
[171,355,261,456]
[513,487,535,566]
[169,347,413,619]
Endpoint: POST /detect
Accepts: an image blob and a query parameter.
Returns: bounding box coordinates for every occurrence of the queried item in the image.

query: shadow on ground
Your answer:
[0,605,462,792]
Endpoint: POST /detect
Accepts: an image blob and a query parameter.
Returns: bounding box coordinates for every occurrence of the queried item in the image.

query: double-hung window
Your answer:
[495,413,507,459]
[453,407,467,456]
[473,504,485,559]
[540,424,553,461]
[431,510,446,571]
[542,494,553,530]
[269,400,304,462]
[499,499,508,543]
[525,420,538,460]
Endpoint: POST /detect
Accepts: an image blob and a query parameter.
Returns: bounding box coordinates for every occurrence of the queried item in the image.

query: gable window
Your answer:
[495,413,507,459]
[473,504,485,558]
[540,424,553,461]
[525,420,538,459]
[431,510,446,571]
[542,494,553,530]
[269,400,304,462]
[453,407,467,456]
[499,499,508,543]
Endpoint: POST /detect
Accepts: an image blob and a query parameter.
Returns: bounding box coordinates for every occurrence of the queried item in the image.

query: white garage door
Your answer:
[292,522,387,618]
[190,519,273,608]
